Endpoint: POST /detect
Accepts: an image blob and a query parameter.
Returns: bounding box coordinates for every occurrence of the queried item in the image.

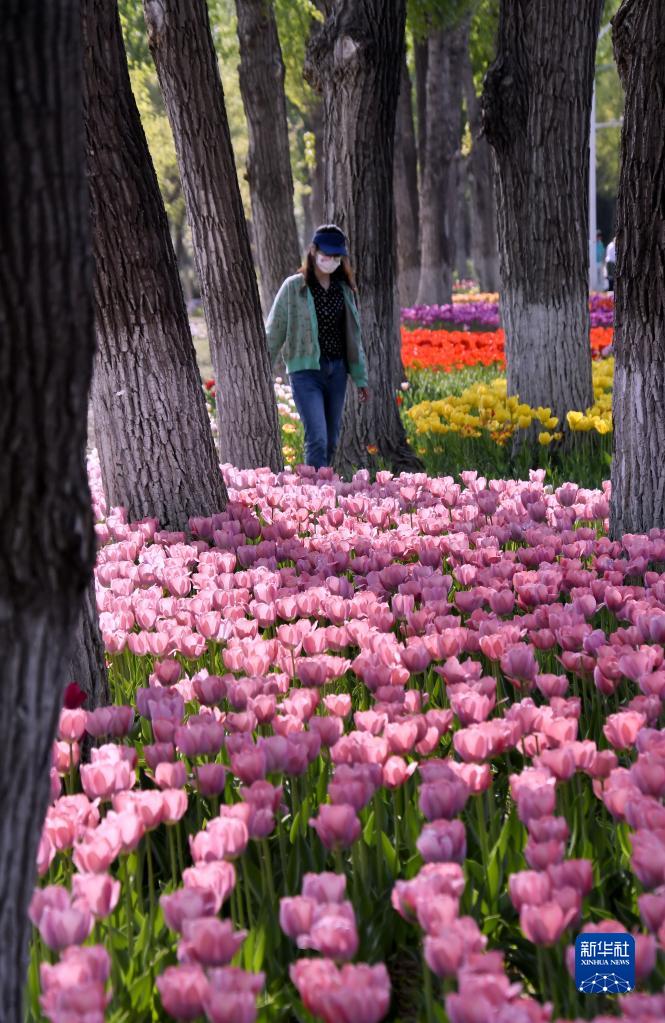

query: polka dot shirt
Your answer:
[311,278,346,361]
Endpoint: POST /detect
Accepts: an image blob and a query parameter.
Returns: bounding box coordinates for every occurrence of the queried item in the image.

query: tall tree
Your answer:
[305,0,422,475]
[83,0,227,531]
[462,51,500,292]
[415,20,468,305]
[482,0,602,431]
[143,0,283,473]
[66,581,109,708]
[610,0,665,535]
[235,0,301,312]
[0,2,95,1010]
[394,55,421,306]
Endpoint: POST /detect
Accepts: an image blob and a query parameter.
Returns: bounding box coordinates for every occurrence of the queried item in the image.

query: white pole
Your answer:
[589,85,597,291]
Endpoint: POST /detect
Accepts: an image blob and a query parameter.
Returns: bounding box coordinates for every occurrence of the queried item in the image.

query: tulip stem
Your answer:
[536,946,548,1002]
[475,795,490,905]
[121,855,134,960]
[144,831,156,966]
[168,826,178,889]
[176,819,186,876]
[241,856,254,929]
[392,790,401,861]
[277,819,288,894]
[423,956,435,1023]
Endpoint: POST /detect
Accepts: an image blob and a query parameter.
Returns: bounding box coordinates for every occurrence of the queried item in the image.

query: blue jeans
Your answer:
[289,359,348,469]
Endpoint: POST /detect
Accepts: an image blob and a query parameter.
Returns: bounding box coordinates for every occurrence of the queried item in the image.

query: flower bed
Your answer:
[29,456,665,1023]
[402,296,614,330]
[401,327,614,372]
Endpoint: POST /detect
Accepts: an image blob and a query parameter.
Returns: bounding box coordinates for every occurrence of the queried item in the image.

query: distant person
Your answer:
[595,231,605,290]
[605,237,616,292]
[266,224,369,469]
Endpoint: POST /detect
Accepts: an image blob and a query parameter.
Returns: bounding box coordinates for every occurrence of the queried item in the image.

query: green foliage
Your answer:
[469,0,499,87]
[595,8,624,213]
[407,0,476,40]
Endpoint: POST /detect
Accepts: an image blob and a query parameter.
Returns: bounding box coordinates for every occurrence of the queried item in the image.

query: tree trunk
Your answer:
[610,0,665,536]
[462,54,500,293]
[454,154,472,281]
[305,0,422,476]
[144,0,283,473]
[414,38,428,186]
[303,99,326,246]
[481,0,602,431]
[416,23,467,306]
[83,0,227,531]
[0,2,96,1012]
[394,54,420,307]
[66,580,109,708]
[235,0,301,312]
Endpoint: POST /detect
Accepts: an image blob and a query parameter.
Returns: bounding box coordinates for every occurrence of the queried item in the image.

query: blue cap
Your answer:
[312,224,348,256]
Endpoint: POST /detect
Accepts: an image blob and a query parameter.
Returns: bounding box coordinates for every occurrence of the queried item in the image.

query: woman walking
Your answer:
[266,224,369,469]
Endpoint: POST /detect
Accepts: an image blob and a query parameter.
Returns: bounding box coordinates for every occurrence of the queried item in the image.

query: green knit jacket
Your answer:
[265,273,368,387]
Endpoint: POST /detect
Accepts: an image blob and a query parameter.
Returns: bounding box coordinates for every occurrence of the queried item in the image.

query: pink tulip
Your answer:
[40,944,110,992]
[155,760,187,789]
[603,711,647,750]
[302,871,347,903]
[190,817,249,863]
[157,963,209,1021]
[424,917,486,976]
[162,788,189,823]
[419,775,470,820]
[310,804,361,850]
[72,833,119,874]
[381,755,415,789]
[298,904,359,961]
[509,870,551,911]
[71,873,120,918]
[631,830,665,888]
[290,959,391,1023]
[196,763,227,796]
[546,858,593,895]
[162,886,221,931]
[38,900,94,951]
[58,708,88,742]
[416,894,459,934]
[183,861,236,906]
[40,978,110,1020]
[29,885,71,928]
[204,967,265,1023]
[37,832,56,876]
[80,759,134,801]
[52,740,80,774]
[638,887,665,932]
[280,896,315,941]
[178,917,247,967]
[417,820,466,864]
[85,704,134,738]
[520,901,576,945]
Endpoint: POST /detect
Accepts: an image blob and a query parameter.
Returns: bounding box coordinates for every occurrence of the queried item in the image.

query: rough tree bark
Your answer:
[235,0,301,312]
[0,3,96,1011]
[306,101,326,241]
[394,54,420,306]
[144,0,283,473]
[462,53,500,293]
[610,0,665,535]
[482,0,602,430]
[414,39,428,185]
[416,22,468,306]
[66,580,109,708]
[305,0,422,476]
[83,0,227,531]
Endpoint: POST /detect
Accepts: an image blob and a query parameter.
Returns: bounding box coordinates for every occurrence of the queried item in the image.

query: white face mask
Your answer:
[315,253,341,274]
